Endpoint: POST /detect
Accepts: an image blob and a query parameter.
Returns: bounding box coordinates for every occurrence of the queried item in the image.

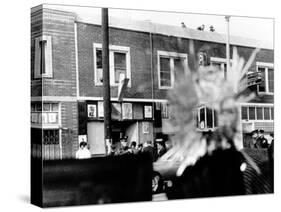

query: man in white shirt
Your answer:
[75,141,91,159]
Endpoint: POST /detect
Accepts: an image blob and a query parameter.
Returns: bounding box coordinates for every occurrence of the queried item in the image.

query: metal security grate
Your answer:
[43,130,59,145]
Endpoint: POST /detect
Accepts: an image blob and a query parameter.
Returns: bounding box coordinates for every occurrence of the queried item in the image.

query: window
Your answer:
[114,52,127,84]
[157,51,188,89]
[31,102,61,160]
[249,107,256,120]
[34,35,53,78]
[271,107,274,119]
[211,57,227,79]
[241,107,248,120]
[93,44,131,86]
[31,102,60,127]
[268,68,274,92]
[160,57,172,87]
[258,67,266,92]
[197,106,218,130]
[161,102,170,119]
[43,129,60,145]
[256,62,274,94]
[256,107,263,120]
[241,105,274,121]
[264,107,270,120]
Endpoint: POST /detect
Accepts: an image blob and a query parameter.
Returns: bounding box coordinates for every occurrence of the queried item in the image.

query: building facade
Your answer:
[31,5,274,159]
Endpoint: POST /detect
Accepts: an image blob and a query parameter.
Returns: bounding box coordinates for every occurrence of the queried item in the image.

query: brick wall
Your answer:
[31,8,42,97]
[31,8,77,97]
[152,34,191,99]
[31,8,79,159]
[42,9,77,97]
[60,101,78,159]
[77,23,153,99]
[76,22,274,102]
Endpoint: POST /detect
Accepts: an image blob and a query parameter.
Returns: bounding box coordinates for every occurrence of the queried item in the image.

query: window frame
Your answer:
[210,57,230,79]
[31,102,61,129]
[197,105,217,130]
[256,62,274,95]
[241,104,274,122]
[34,35,53,79]
[157,50,188,89]
[93,43,131,87]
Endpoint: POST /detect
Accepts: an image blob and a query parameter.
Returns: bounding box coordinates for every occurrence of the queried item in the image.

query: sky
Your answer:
[44,4,274,46]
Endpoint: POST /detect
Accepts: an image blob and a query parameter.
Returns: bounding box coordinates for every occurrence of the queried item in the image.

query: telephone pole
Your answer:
[225,16,230,75]
[102,8,112,154]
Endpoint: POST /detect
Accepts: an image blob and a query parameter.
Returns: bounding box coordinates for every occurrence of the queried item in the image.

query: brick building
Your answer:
[31,5,274,159]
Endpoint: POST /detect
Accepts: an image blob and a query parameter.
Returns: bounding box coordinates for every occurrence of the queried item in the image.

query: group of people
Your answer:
[250,129,273,149]
[108,138,172,161]
[75,137,172,160]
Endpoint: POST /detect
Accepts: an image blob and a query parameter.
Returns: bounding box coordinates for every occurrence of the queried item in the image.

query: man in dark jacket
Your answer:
[143,140,157,162]
[156,141,166,158]
[256,129,269,149]
[250,129,259,148]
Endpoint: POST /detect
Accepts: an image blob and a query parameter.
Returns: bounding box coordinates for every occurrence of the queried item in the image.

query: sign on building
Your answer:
[88,104,97,118]
[144,105,153,118]
[122,103,133,119]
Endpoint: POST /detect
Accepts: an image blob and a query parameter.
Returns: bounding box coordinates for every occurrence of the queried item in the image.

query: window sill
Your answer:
[31,124,61,129]
[257,92,274,96]
[159,86,173,90]
[94,82,132,88]
[34,75,53,79]
[242,120,273,122]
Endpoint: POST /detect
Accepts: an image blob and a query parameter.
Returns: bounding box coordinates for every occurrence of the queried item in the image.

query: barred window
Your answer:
[43,129,59,145]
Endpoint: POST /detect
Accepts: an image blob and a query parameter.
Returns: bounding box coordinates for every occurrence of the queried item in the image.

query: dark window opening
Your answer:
[39,40,47,75]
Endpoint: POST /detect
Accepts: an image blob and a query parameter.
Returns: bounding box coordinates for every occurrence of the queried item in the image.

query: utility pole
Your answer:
[225,15,243,149]
[102,8,112,155]
[225,16,230,75]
